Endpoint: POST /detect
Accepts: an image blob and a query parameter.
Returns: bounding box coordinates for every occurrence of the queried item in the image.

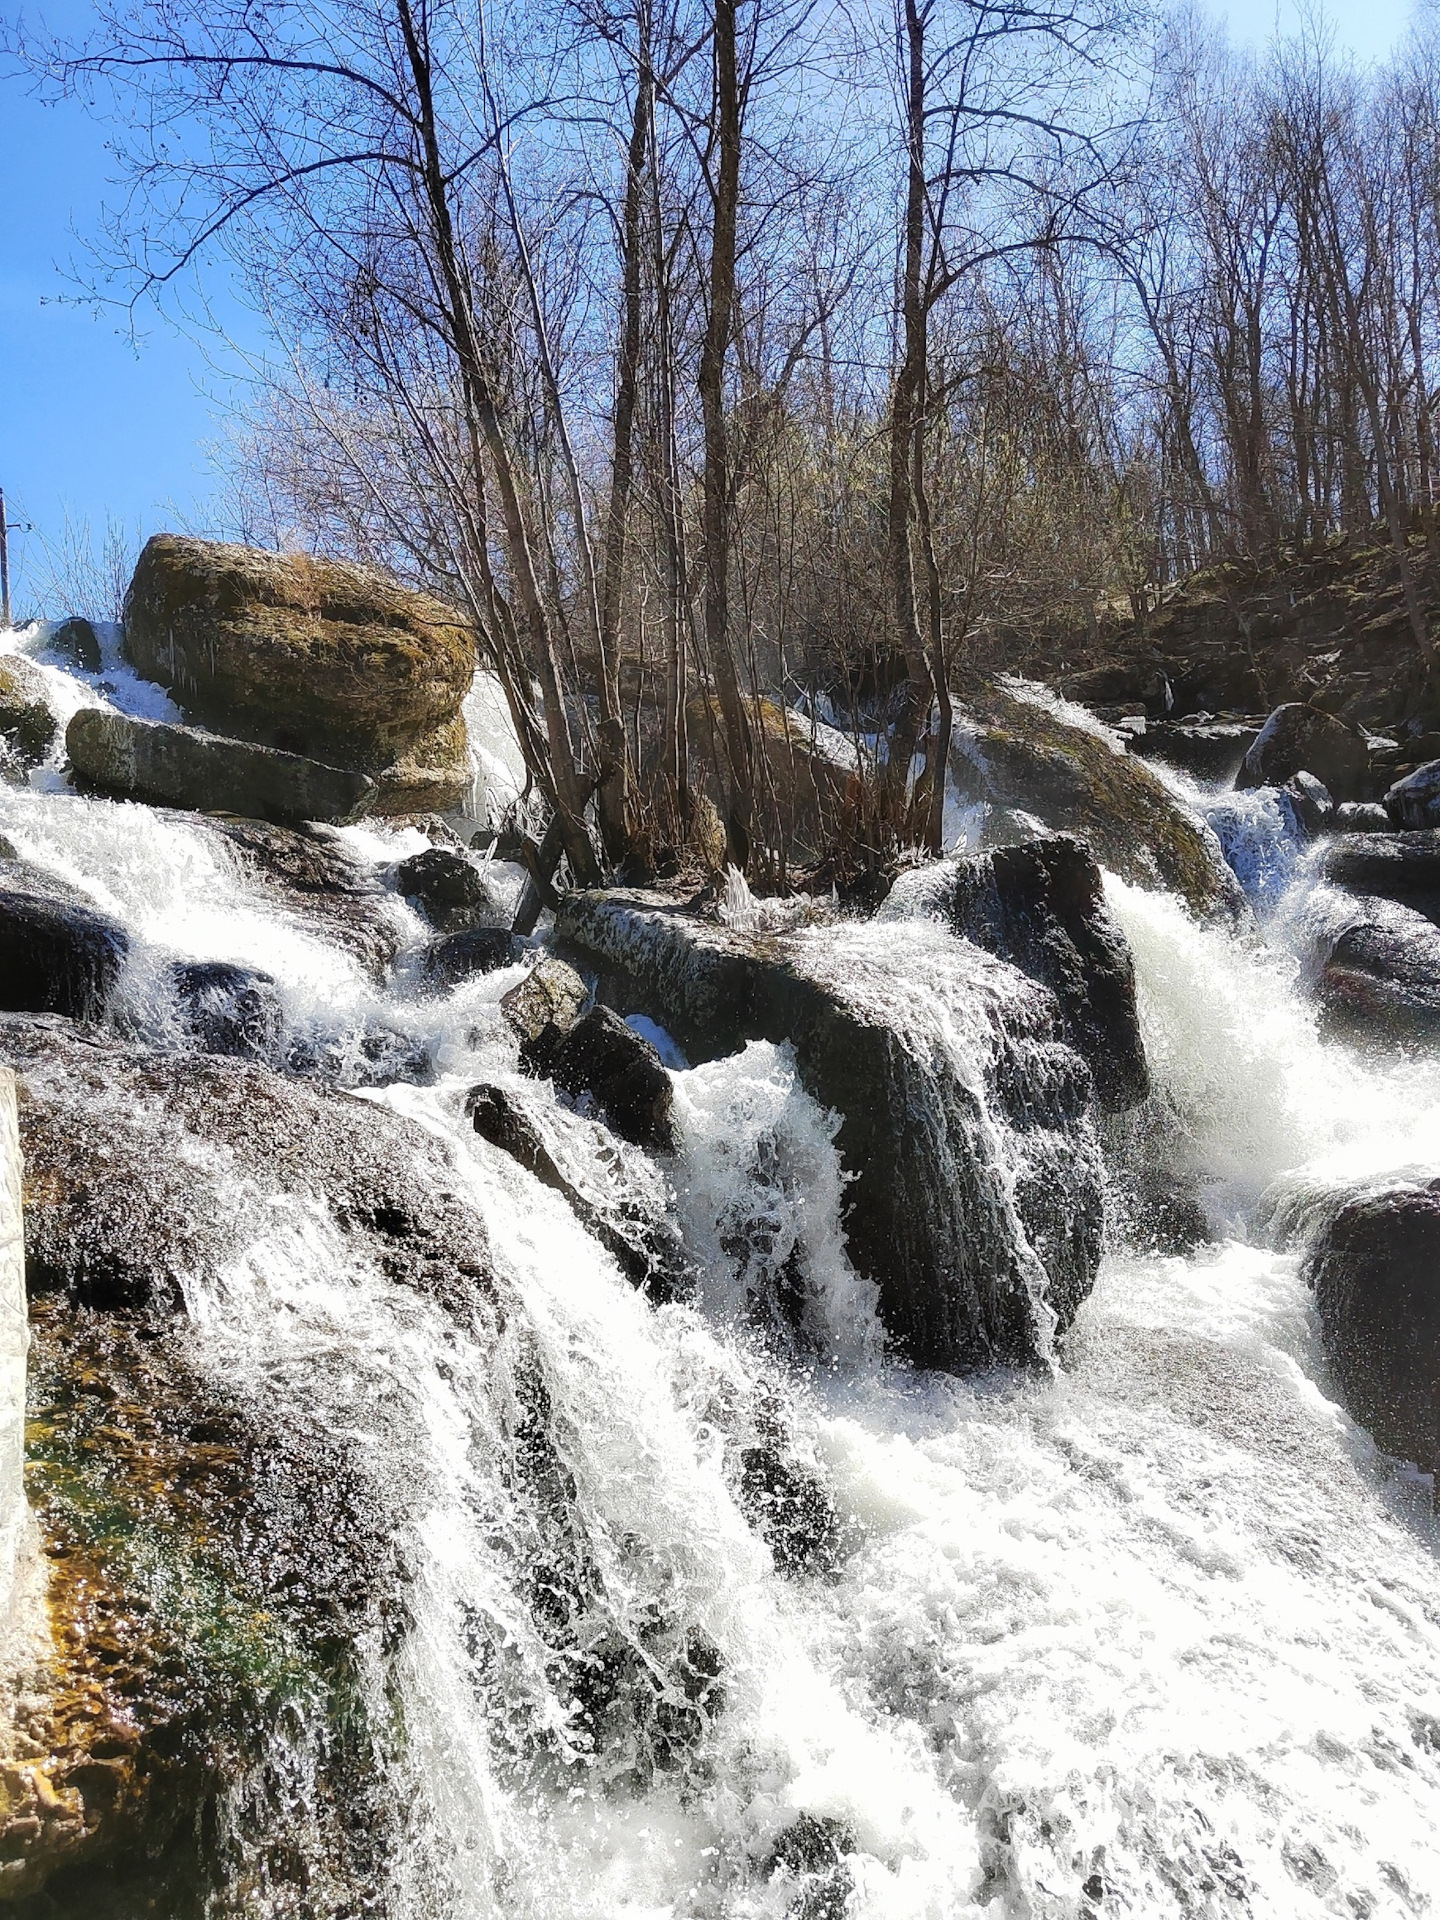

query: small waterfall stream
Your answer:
[3,639,1440,1915]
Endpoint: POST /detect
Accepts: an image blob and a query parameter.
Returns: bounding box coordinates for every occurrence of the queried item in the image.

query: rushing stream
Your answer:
[4,633,1440,1917]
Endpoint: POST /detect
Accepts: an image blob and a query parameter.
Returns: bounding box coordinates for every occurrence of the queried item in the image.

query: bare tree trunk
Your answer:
[698,0,754,867]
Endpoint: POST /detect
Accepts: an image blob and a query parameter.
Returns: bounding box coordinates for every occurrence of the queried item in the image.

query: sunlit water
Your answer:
[3,647,1440,1916]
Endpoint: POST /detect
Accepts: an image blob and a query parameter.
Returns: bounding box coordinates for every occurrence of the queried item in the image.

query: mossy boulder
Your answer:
[951,682,1245,919]
[686,693,860,866]
[123,536,477,775]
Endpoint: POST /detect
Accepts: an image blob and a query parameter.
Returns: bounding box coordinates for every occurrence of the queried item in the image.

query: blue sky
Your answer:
[0,0,1425,615]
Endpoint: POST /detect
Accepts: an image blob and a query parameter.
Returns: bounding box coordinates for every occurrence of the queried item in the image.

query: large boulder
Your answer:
[1305,1180,1440,1469]
[122,536,476,776]
[1236,701,1371,801]
[545,1006,676,1152]
[882,835,1148,1111]
[557,889,1105,1370]
[67,709,378,826]
[372,711,472,816]
[950,683,1244,919]
[396,846,508,932]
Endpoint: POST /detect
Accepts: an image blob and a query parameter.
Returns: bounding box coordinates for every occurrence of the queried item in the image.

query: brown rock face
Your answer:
[123,536,477,774]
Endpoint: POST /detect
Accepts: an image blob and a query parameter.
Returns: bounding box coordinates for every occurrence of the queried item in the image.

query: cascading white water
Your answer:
[5,646,1440,1914]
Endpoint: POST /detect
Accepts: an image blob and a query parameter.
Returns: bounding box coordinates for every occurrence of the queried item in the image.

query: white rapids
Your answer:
[3,642,1440,1916]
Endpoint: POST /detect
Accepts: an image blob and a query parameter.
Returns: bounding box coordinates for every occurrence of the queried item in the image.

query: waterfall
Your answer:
[4,691,1440,1915]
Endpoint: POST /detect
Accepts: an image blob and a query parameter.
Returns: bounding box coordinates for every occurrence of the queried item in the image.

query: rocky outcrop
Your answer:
[501,957,590,1053]
[1305,1179,1440,1469]
[123,536,476,778]
[67,710,378,826]
[882,834,1148,1111]
[0,866,128,1022]
[372,711,472,815]
[0,657,58,770]
[1237,702,1371,801]
[687,694,860,866]
[557,889,1105,1370]
[0,1013,503,1909]
[950,682,1244,920]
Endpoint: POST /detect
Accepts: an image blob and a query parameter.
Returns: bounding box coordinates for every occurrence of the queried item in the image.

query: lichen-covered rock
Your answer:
[0,658,58,770]
[501,957,589,1051]
[1237,702,1371,801]
[66,710,378,826]
[951,682,1244,920]
[372,711,472,816]
[558,889,1105,1370]
[1305,1179,1440,1469]
[883,835,1148,1112]
[123,536,477,774]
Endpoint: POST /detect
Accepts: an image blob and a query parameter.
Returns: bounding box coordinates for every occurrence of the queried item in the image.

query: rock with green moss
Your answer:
[122,535,477,776]
[950,681,1245,919]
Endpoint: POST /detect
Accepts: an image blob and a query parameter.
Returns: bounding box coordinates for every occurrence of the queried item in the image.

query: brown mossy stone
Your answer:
[953,686,1244,920]
[0,1301,399,1917]
[123,535,477,772]
[0,662,58,770]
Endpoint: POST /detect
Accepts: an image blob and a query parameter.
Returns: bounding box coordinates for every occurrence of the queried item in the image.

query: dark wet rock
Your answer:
[0,1014,494,1316]
[1237,702,1371,801]
[166,959,284,1062]
[395,846,506,931]
[765,1814,856,1920]
[1385,758,1440,829]
[1311,896,1440,1040]
[422,926,521,990]
[466,1081,685,1297]
[49,615,102,672]
[1101,1096,1211,1254]
[950,683,1244,920]
[284,1022,433,1088]
[559,889,1105,1371]
[542,1006,676,1152]
[67,710,377,826]
[1305,1179,1440,1468]
[501,956,589,1051]
[1332,801,1392,832]
[199,816,401,977]
[0,876,128,1021]
[1281,771,1335,838]
[1127,718,1259,784]
[0,656,58,768]
[1319,830,1440,927]
[885,835,1148,1112]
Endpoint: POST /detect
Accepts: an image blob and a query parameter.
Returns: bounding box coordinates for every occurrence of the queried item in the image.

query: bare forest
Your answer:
[19,0,1440,883]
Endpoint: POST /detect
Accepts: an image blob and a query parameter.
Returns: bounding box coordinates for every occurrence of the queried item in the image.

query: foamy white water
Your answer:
[3,706,1440,1915]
